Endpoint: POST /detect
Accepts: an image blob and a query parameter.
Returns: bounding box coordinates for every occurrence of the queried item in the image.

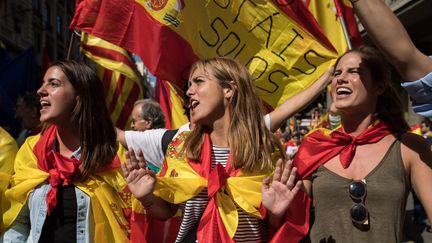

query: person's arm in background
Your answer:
[116,127,126,147]
[268,68,333,132]
[351,0,432,117]
[116,127,167,171]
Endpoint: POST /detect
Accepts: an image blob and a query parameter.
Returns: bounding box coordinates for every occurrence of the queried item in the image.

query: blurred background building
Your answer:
[0,0,76,70]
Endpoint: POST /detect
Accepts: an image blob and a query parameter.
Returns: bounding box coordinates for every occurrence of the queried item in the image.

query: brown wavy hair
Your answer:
[47,60,117,180]
[183,57,285,173]
[335,46,409,134]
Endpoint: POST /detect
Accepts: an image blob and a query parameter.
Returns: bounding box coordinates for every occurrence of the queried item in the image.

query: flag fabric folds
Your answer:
[155,79,188,129]
[0,127,18,217]
[80,33,183,243]
[71,0,338,108]
[305,0,363,54]
[80,33,144,130]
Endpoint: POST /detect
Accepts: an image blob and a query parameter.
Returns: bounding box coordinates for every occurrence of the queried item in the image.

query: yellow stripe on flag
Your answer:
[80,33,144,129]
[308,0,348,55]
[166,81,188,129]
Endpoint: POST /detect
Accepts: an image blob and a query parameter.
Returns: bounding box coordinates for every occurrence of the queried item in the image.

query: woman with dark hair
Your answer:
[122,57,304,242]
[1,60,130,242]
[280,46,432,242]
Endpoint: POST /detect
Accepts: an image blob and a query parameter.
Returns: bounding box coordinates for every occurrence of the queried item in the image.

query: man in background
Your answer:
[130,99,165,131]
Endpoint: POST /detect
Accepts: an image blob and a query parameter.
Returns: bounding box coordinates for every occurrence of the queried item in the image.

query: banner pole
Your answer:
[66,30,77,60]
[333,0,353,50]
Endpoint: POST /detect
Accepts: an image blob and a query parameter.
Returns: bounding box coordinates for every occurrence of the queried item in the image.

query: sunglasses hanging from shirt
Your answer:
[349,179,369,225]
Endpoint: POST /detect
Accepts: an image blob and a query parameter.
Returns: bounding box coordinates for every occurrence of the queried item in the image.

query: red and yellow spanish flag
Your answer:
[80,33,144,130]
[155,79,188,129]
[0,127,18,220]
[2,129,130,241]
[305,0,363,54]
[71,0,338,108]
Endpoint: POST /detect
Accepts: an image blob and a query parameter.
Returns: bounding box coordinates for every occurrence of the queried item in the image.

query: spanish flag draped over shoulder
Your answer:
[80,33,144,130]
[71,0,338,108]
[1,129,130,242]
[0,127,17,183]
[305,0,363,54]
[154,131,309,242]
[0,127,18,225]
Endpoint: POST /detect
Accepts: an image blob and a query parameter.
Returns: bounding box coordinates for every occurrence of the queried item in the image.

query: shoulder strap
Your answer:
[161,129,179,155]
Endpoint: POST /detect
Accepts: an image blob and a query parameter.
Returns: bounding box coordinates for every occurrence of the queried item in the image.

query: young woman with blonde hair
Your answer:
[123,57,304,242]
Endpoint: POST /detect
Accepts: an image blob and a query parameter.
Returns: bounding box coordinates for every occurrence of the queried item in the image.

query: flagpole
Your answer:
[67,30,77,60]
[339,16,352,50]
[333,0,352,50]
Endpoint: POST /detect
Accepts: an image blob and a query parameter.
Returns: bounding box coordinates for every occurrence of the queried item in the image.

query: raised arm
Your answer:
[268,67,333,132]
[116,127,127,147]
[350,0,432,81]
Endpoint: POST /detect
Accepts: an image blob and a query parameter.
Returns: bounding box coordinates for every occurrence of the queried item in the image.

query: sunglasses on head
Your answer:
[349,179,369,225]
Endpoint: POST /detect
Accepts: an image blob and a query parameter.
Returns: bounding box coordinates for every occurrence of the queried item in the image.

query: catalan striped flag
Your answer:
[155,79,188,129]
[80,33,144,130]
[71,0,338,109]
[305,0,363,54]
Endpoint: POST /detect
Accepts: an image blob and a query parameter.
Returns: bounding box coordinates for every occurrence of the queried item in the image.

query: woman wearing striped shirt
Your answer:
[122,57,303,242]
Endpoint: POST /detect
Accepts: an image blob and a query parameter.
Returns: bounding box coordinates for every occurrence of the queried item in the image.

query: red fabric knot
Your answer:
[44,150,81,215]
[33,125,120,216]
[330,130,357,168]
[283,121,393,243]
[34,126,83,215]
[207,163,228,198]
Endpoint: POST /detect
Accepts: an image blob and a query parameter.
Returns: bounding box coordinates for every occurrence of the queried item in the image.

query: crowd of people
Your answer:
[1,0,432,242]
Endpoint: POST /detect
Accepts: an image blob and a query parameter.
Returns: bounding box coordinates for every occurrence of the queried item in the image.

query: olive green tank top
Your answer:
[310,139,410,243]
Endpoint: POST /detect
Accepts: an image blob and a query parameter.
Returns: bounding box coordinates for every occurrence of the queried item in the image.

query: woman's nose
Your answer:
[37,85,46,97]
[186,85,194,97]
[336,74,348,84]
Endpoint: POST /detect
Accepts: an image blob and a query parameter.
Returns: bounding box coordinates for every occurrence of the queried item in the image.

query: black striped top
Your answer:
[175,146,268,243]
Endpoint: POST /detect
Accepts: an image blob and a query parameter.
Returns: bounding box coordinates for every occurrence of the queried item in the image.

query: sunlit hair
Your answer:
[183,57,285,173]
[134,99,165,129]
[46,60,117,180]
[335,46,409,134]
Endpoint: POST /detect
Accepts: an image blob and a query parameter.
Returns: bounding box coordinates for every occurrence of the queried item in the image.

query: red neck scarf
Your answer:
[33,125,120,215]
[293,120,393,178]
[188,133,239,243]
[34,125,82,215]
[271,121,393,242]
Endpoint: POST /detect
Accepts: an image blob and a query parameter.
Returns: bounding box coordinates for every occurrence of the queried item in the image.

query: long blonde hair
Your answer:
[183,57,285,173]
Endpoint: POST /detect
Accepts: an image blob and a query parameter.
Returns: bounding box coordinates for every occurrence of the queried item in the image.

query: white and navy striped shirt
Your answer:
[175,146,268,243]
